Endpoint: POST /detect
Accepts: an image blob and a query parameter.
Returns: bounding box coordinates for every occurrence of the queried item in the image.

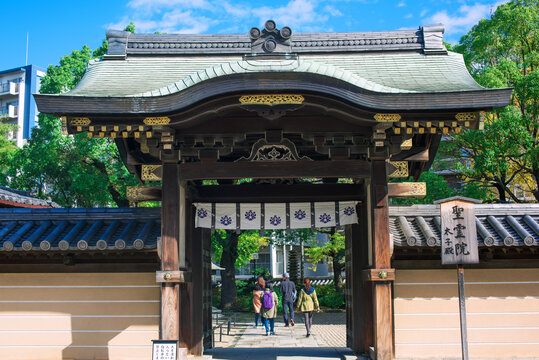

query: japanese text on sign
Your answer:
[152,340,177,360]
[439,199,479,265]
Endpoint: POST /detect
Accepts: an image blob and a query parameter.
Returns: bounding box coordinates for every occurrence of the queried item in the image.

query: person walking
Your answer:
[252,276,265,328]
[260,283,279,336]
[279,272,296,327]
[295,277,320,337]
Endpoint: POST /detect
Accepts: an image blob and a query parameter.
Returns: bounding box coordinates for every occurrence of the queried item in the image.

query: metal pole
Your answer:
[457,265,469,360]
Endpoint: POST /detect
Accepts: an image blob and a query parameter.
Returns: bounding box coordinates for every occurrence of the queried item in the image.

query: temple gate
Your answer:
[35,20,510,360]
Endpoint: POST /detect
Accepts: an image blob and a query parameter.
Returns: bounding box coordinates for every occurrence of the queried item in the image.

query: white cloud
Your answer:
[127,0,210,10]
[251,0,329,31]
[324,5,343,17]
[425,1,508,34]
[420,9,428,17]
[404,13,413,19]
[111,0,338,34]
[397,1,406,7]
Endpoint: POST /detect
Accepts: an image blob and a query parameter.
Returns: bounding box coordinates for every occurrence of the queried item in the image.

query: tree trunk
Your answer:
[332,254,345,293]
[220,232,239,310]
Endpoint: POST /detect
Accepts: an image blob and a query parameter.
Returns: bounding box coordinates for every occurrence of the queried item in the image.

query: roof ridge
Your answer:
[105,24,446,57]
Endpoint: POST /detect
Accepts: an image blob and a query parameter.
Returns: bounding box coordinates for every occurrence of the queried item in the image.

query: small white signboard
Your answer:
[436,197,480,265]
[152,340,177,360]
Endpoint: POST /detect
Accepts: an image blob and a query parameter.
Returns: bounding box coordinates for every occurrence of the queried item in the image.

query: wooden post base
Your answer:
[373,282,393,360]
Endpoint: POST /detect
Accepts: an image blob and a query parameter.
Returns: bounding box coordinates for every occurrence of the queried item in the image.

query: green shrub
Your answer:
[313,284,345,309]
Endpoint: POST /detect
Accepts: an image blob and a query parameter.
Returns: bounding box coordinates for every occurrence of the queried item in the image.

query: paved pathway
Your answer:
[206,311,355,360]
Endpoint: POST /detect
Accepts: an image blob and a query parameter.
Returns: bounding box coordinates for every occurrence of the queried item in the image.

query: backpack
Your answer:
[292,288,297,303]
[262,291,273,309]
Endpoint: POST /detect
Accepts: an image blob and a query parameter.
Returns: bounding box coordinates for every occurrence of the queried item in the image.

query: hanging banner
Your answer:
[240,203,261,230]
[194,201,358,230]
[290,202,311,229]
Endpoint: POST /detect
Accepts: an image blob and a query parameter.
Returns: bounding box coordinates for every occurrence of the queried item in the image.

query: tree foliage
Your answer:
[445,0,539,202]
[1,23,139,207]
[0,116,17,184]
[305,230,345,293]
[211,230,268,310]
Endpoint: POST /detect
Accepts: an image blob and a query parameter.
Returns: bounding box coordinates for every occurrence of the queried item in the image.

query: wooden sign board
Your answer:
[152,340,177,360]
[438,197,480,265]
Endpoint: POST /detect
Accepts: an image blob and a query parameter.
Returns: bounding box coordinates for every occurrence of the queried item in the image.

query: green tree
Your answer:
[0,116,17,184]
[3,23,139,207]
[212,230,268,310]
[304,230,345,293]
[446,0,539,202]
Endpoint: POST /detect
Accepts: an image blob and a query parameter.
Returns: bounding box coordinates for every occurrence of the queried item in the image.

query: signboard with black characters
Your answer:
[152,340,177,360]
[436,197,480,264]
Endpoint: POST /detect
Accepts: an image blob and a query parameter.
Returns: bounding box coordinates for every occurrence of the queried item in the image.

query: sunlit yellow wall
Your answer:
[0,273,159,360]
[394,269,539,358]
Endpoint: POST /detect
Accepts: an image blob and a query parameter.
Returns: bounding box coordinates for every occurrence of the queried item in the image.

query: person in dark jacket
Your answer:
[279,272,296,327]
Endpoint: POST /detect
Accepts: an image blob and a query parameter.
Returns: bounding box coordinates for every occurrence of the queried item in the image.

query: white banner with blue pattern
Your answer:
[240,203,261,230]
[195,202,212,228]
[290,202,311,229]
[339,201,358,225]
[315,202,337,227]
[215,203,236,230]
[194,201,358,230]
[264,203,287,230]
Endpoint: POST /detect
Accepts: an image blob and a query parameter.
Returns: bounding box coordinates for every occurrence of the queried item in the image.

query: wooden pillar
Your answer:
[188,196,204,356]
[370,159,394,360]
[202,229,213,350]
[345,196,373,355]
[160,163,180,343]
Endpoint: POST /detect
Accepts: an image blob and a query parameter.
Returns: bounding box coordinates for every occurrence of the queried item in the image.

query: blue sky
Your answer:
[1,0,506,71]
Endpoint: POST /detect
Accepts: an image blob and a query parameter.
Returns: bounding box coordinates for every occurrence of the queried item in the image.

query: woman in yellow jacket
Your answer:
[295,277,320,337]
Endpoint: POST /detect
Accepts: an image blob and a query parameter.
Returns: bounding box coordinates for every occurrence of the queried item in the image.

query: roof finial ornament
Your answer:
[249,20,293,54]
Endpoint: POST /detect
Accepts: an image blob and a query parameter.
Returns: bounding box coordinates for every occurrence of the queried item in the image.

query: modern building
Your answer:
[0,65,45,147]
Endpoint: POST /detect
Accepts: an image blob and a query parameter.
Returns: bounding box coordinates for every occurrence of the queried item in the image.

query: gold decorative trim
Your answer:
[456,112,477,121]
[143,116,170,125]
[401,138,412,150]
[374,113,401,122]
[239,94,304,106]
[126,186,151,202]
[410,182,427,196]
[389,161,409,178]
[141,165,162,181]
[70,117,91,126]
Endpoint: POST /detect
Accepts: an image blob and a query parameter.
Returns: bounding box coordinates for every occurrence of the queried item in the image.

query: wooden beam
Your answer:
[160,164,180,344]
[192,184,365,202]
[179,160,370,180]
[388,182,426,198]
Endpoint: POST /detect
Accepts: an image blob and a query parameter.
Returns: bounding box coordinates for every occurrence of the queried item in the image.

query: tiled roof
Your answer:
[65,52,484,98]
[0,208,160,252]
[390,204,539,247]
[0,186,59,208]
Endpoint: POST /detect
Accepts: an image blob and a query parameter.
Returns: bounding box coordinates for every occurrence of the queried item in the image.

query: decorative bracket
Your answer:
[239,94,304,120]
[388,182,426,198]
[236,138,312,162]
[126,186,162,202]
[387,161,409,178]
[141,165,163,181]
